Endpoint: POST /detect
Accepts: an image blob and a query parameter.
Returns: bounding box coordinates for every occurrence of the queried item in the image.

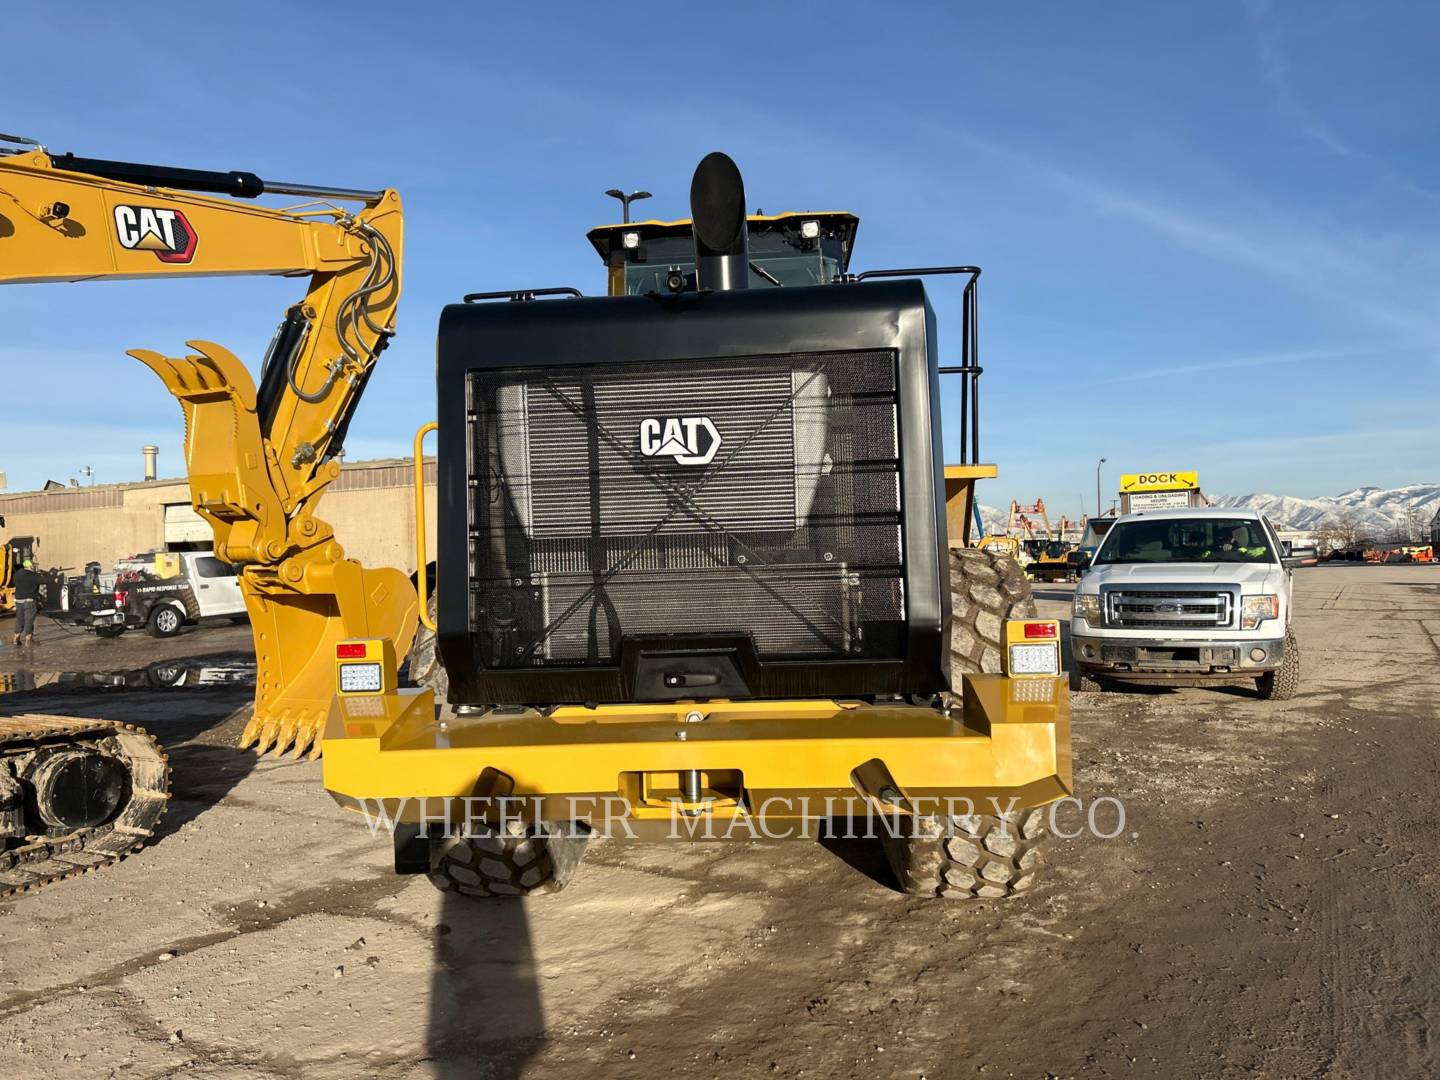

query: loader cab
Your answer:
[4,536,38,568]
[2,537,39,588]
[587,212,859,297]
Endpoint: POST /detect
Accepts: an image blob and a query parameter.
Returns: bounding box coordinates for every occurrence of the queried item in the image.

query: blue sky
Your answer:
[3,0,1436,519]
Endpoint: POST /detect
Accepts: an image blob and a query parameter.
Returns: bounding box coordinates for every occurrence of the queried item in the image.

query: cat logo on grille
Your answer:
[638,416,722,466]
[113,205,198,264]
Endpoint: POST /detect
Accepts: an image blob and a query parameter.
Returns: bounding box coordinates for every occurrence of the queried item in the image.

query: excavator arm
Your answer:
[0,136,416,756]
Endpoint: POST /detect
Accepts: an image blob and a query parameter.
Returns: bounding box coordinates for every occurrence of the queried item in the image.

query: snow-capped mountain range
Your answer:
[1211,484,1440,536]
[980,484,1439,539]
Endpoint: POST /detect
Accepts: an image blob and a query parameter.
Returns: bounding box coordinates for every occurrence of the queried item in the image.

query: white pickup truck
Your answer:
[112,551,248,638]
[1070,508,1301,699]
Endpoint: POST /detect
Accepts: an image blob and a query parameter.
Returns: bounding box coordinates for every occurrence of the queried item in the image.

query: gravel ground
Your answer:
[0,564,1436,1079]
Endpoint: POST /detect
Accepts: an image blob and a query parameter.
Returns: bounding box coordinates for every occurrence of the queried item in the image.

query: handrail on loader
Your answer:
[414,422,439,632]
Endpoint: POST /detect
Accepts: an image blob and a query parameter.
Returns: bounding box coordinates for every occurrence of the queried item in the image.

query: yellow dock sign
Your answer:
[1119,471,1199,493]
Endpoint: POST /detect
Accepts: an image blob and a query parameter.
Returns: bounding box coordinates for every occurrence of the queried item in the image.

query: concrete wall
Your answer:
[0,459,437,575]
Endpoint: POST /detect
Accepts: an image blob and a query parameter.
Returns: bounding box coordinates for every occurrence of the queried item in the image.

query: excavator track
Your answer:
[0,715,170,898]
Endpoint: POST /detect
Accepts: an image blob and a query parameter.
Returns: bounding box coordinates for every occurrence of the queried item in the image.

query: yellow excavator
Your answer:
[0,133,413,892]
[3,139,1069,900]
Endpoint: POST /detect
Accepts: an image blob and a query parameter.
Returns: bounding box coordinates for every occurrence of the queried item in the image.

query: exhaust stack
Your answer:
[142,444,158,481]
[690,152,749,292]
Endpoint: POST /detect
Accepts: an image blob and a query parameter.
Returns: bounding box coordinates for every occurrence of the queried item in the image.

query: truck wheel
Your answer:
[94,625,126,639]
[406,594,449,702]
[428,820,591,898]
[147,606,182,638]
[1256,630,1300,700]
[949,546,1038,676]
[1071,666,1106,693]
[883,808,1048,899]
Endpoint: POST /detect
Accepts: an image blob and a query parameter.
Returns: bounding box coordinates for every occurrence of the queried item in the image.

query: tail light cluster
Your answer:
[1003,619,1063,678]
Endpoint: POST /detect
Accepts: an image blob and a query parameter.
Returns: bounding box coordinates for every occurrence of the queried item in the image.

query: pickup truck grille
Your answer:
[1105,589,1233,629]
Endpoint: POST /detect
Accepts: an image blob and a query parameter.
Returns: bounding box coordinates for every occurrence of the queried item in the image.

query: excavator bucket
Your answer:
[131,341,419,758]
[241,561,418,757]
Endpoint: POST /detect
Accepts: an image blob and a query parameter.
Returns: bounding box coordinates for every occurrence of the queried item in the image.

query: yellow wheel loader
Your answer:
[0,537,26,616]
[335,154,1070,899]
[3,137,1069,899]
[1028,539,1080,583]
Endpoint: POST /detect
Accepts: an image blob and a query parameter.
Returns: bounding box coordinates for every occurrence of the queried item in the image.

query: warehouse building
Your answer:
[0,457,436,575]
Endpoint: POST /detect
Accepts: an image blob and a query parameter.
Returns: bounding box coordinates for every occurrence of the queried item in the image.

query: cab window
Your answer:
[194,556,236,579]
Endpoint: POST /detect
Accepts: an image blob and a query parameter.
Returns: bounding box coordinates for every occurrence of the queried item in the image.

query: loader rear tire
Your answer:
[949,546,1038,677]
[883,807,1048,899]
[428,820,591,899]
[407,594,449,703]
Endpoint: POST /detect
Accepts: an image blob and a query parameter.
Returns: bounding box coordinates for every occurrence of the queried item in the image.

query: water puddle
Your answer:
[0,660,256,695]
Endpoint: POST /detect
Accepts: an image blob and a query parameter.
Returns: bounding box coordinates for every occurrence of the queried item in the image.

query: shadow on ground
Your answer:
[428,892,544,1079]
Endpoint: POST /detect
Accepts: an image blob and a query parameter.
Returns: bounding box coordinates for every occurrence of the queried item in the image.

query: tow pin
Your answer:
[677,711,705,740]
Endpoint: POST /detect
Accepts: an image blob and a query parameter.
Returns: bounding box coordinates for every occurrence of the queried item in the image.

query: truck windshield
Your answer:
[1095,519,1275,565]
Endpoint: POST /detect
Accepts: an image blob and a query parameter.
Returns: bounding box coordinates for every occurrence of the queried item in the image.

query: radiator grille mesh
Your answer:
[467,351,904,667]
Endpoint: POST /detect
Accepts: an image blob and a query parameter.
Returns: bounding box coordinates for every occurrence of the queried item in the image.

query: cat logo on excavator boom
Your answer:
[113,205,198,263]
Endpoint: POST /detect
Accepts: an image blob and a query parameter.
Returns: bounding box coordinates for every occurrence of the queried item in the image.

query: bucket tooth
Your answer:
[238,713,264,751]
[270,713,296,756]
[254,718,282,756]
[285,716,310,758]
[291,724,318,760]
[288,713,321,759]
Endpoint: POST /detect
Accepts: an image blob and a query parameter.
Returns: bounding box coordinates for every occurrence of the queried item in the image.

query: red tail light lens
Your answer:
[113,590,129,607]
[336,642,367,659]
[1023,622,1059,639]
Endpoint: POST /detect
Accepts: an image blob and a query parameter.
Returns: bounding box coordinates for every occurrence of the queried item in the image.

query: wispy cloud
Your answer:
[932,123,1440,345]
[1088,346,1360,385]
[1039,168,1341,281]
[1243,0,1440,200]
[1197,424,1440,468]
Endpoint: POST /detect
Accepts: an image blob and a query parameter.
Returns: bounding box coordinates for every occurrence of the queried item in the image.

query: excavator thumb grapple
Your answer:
[129,339,418,757]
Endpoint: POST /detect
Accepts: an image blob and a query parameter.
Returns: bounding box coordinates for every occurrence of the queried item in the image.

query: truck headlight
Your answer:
[1073,593,1103,626]
[1241,594,1279,630]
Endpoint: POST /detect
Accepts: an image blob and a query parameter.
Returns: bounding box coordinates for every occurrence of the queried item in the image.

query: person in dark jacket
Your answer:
[12,558,41,646]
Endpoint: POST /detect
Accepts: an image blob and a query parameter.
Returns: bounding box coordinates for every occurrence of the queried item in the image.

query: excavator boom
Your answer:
[0,139,416,757]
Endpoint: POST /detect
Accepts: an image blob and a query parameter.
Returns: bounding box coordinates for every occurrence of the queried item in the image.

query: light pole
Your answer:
[1095,457,1106,517]
[604,188,652,224]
